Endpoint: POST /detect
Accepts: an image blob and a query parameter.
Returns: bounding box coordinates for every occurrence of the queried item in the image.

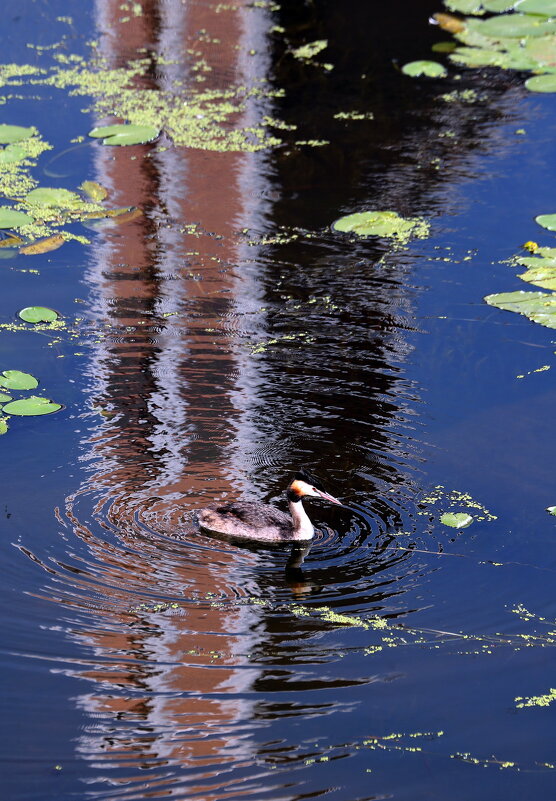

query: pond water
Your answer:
[2,1,556,799]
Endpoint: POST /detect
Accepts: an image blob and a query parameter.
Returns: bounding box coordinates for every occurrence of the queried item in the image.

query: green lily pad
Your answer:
[331,210,430,242]
[470,12,556,37]
[535,213,556,230]
[518,0,556,15]
[483,0,517,9]
[0,208,34,229]
[2,396,62,416]
[485,290,556,328]
[524,36,556,67]
[0,393,13,402]
[18,306,59,323]
[25,187,84,209]
[526,72,556,91]
[445,0,484,13]
[0,370,38,390]
[88,123,160,146]
[547,505,556,515]
[440,512,474,528]
[0,124,35,144]
[401,60,448,77]
[432,41,458,53]
[0,144,26,165]
[0,417,8,435]
[517,265,556,290]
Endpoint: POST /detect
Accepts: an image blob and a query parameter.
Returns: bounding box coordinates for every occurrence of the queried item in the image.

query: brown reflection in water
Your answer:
[67,0,280,794]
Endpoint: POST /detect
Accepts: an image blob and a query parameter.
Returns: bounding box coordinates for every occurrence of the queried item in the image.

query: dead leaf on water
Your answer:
[80,180,108,202]
[19,234,65,255]
[433,12,466,33]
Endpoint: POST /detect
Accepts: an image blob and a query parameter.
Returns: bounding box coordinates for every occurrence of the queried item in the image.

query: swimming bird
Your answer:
[196,468,342,544]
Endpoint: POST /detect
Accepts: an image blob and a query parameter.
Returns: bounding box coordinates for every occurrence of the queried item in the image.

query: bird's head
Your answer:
[287,468,342,505]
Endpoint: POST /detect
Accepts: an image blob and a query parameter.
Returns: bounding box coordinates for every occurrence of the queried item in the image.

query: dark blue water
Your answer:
[1,1,556,799]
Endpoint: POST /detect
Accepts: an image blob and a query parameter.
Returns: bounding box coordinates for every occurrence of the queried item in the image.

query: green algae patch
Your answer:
[88,122,159,146]
[402,60,447,77]
[485,290,556,329]
[38,54,284,152]
[331,210,430,244]
[419,485,496,523]
[2,396,62,416]
[440,512,474,528]
[515,687,556,708]
[292,40,328,61]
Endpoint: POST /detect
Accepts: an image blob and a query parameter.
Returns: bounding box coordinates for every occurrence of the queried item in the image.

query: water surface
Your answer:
[2,1,556,800]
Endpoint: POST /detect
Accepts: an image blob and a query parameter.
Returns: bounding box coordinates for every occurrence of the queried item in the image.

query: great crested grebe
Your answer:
[196,469,342,543]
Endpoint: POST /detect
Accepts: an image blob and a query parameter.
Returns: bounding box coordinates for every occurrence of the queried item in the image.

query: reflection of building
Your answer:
[70,0,278,789]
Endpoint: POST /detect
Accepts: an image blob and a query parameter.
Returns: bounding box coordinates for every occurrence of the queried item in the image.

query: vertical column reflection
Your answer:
[67,0,277,793]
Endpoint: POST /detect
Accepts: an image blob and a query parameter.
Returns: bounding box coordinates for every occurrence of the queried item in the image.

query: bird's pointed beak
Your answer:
[315,489,342,506]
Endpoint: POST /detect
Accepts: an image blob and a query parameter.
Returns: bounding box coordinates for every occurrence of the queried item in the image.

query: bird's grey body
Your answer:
[195,470,341,544]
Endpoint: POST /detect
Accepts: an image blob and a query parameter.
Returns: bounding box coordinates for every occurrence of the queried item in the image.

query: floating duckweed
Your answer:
[420,485,496,522]
[333,110,374,120]
[515,688,556,708]
[291,40,328,61]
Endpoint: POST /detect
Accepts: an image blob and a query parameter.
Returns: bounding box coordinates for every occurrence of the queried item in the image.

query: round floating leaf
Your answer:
[473,12,556,37]
[0,208,33,229]
[432,41,458,53]
[440,512,474,528]
[332,210,429,242]
[524,36,556,67]
[526,72,556,91]
[18,306,59,323]
[0,417,8,435]
[0,393,12,402]
[517,265,556,290]
[0,144,26,165]
[0,370,38,390]
[485,290,556,328]
[402,60,448,77]
[518,0,556,15]
[547,505,556,515]
[2,396,62,416]
[535,213,556,230]
[445,0,483,13]
[88,124,160,146]
[483,0,517,9]
[0,124,35,144]
[25,187,83,209]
